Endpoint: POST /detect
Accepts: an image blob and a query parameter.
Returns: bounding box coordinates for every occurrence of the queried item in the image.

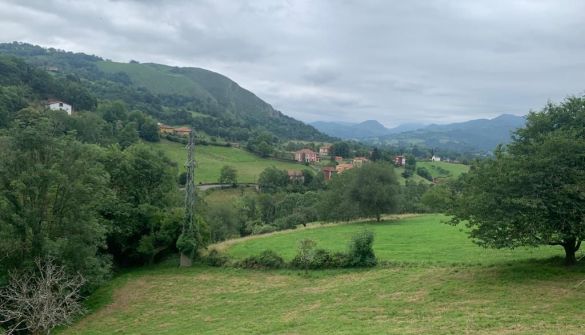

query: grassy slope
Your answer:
[97,61,212,98]
[148,139,304,183]
[224,215,562,265]
[203,187,257,206]
[62,214,585,335]
[417,161,470,178]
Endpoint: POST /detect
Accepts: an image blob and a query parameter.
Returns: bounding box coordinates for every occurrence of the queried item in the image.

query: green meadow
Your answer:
[417,161,470,179]
[147,139,305,183]
[60,214,585,335]
[223,215,561,265]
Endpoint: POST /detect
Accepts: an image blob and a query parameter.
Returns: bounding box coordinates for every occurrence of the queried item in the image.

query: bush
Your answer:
[237,250,285,269]
[252,224,278,235]
[347,230,377,267]
[203,249,230,267]
[291,248,344,269]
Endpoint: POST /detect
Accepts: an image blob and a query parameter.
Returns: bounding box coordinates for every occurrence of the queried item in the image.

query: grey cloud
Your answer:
[0,0,584,126]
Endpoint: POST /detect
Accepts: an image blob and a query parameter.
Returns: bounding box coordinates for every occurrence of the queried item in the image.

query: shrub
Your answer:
[347,230,377,267]
[252,224,278,235]
[203,249,230,267]
[237,250,285,269]
[292,239,317,272]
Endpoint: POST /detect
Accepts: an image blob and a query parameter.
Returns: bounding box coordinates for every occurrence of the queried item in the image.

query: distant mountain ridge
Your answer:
[310,120,426,139]
[312,114,526,153]
[368,114,526,153]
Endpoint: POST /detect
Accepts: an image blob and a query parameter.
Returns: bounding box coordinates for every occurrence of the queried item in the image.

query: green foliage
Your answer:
[258,166,289,193]
[236,250,285,269]
[218,165,237,186]
[206,204,239,242]
[349,163,400,221]
[330,141,350,158]
[347,230,377,267]
[421,183,456,212]
[203,249,230,267]
[416,167,433,181]
[450,96,585,264]
[0,112,111,288]
[399,180,430,213]
[100,144,181,266]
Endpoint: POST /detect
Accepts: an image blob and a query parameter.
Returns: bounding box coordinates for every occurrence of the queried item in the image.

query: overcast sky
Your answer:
[1,0,584,127]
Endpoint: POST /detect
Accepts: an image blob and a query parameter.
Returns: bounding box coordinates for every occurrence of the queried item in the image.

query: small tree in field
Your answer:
[0,259,86,335]
[450,96,585,265]
[349,162,400,221]
[296,239,317,274]
[219,165,238,186]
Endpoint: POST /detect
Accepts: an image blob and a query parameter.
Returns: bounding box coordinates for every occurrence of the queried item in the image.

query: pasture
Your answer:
[417,161,470,179]
[222,214,562,265]
[60,214,585,335]
[147,139,305,183]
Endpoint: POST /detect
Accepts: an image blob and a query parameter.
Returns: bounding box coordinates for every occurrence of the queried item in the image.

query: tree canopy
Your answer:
[450,96,585,264]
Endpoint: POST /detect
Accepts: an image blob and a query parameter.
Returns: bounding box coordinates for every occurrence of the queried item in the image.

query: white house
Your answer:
[431,155,441,162]
[45,100,73,115]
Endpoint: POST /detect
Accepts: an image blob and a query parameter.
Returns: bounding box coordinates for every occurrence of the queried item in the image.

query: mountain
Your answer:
[365,114,526,153]
[311,120,426,139]
[0,42,331,142]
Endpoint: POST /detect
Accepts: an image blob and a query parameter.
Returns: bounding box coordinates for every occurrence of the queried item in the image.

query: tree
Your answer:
[0,259,86,335]
[0,111,112,287]
[370,147,381,161]
[416,167,433,181]
[296,239,317,275]
[258,167,288,193]
[101,144,180,266]
[349,163,400,221]
[331,141,350,158]
[219,165,238,186]
[449,96,585,265]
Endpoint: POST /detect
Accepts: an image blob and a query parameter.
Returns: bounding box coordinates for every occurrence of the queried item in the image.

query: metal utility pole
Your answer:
[180,129,199,267]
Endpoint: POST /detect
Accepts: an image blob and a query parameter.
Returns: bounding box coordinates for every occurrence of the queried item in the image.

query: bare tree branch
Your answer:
[0,258,86,335]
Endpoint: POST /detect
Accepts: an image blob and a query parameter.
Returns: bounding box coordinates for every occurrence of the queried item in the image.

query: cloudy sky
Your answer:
[1,0,584,127]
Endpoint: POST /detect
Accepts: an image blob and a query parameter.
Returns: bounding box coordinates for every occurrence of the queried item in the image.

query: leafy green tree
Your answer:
[416,167,433,181]
[0,110,112,287]
[450,97,585,264]
[349,162,400,221]
[100,144,181,266]
[219,165,238,186]
[258,193,277,224]
[370,147,381,161]
[98,100,128,123]
[258,167,289,193]
[116,121,139,149]
[421,183,457,212]
[331,141,350,158]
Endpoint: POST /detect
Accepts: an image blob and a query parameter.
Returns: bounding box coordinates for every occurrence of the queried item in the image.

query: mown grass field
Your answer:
[147,139,305,183]
[61,215,585,335]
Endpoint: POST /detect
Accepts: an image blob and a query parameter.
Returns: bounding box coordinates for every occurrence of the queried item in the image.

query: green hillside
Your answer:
[148,139,306,183]
[0,42,331,142]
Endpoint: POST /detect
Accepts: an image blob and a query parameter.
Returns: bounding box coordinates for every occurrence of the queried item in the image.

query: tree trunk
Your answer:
[562,238,580,265]
[376,213,381,222]
[180,252,192,267]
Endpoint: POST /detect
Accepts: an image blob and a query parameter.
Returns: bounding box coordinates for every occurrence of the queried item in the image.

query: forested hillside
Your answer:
[0,42,330,142]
